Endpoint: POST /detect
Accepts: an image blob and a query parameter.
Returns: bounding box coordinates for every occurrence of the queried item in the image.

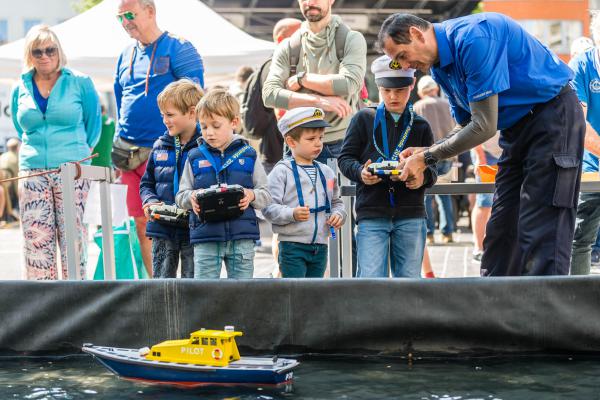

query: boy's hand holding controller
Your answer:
[239,189,255,211]
[190,191,202,215]
[293,206,310,222]
[361,159,382,185]
[143,202,164,220]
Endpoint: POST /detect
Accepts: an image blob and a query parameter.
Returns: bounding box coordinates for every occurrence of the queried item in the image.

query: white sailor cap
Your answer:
[278,107,331,137]
[371,55,415,88]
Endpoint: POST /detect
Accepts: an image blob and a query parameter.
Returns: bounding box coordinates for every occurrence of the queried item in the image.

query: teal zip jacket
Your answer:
[11,67,102,170]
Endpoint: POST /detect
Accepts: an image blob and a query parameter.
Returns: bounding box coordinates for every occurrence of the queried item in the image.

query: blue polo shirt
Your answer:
[114,31,204,148]
[431,12,573,130]
[570,48,600,172]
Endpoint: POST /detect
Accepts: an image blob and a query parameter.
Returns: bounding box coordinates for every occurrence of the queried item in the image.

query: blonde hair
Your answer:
[23,25,67,72]
[157,79,204,114]
[195,88,240,121]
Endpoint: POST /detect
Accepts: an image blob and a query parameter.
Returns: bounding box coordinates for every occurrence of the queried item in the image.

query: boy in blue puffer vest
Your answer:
[175,89,272,279]
[140,79,203,278]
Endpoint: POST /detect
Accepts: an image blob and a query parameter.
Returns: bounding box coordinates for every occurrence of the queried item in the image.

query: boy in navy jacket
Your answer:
[175,89,271,279]
[140,79,203,278]
[338,56,437,278]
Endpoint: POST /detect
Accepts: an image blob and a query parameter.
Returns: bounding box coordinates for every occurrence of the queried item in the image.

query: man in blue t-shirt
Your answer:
[569,25,600,275]
[114,0,204,276]
[377,12,585,276]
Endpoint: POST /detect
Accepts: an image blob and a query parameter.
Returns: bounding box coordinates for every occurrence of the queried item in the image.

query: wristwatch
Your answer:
[297,71,306,88]
[423,149,438,166]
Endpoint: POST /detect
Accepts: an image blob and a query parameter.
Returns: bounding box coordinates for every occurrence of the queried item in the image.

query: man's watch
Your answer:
[297,71,306,88]
[423,149,438,166]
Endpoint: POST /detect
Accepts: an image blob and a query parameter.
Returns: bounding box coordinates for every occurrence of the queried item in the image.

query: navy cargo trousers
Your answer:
[481,86,585,276]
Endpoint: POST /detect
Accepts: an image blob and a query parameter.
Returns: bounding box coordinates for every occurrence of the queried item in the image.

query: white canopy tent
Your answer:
[0,0,275,89]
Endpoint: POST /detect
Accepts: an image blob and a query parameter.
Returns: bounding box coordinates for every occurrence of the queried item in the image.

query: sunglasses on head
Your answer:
[116,11,136,23]
[31,47,58,59]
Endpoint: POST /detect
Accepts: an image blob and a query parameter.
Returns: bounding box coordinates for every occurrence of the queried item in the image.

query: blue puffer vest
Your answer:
[140,129,201,240]
[187,137,260,244]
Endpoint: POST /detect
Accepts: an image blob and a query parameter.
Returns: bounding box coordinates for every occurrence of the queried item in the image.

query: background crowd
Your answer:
[7,0,600,280]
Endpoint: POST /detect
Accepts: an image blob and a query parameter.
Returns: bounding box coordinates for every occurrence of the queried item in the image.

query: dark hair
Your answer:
[235,66,254,84]
[285,126,325,141]
[376,13,432,51]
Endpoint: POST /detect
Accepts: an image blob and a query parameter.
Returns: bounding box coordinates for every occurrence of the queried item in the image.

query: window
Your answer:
[0,20,7,45]
[23,19,41,35]
[210,338,217,346]
[519,20,583,55]
[191,337,199,345]
[202,338,208,345]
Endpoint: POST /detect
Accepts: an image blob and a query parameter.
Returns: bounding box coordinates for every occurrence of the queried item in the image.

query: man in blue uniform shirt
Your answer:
[114,0,204,276]
[570,16,600,275]
[377,12,585,276]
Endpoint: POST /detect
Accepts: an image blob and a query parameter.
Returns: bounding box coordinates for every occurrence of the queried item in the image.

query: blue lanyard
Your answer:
[372,102,414,161]
[291,160,336,240]
[198,143,251,184]
[173,136,181,196]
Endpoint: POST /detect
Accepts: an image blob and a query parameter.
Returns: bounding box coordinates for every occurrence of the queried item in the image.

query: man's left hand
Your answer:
[286,75,301,92]
[405,172,425,189]
[399,152,426,182]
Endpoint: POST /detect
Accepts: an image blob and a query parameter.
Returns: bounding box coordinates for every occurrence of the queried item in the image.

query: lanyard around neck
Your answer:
[128,39,159,96]
[372,102,414,161]
[173,136,181,196]
[290,160,330,214]
[198,143,251,184]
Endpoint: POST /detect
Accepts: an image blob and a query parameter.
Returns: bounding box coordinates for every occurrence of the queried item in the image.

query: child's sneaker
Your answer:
[426,234,435,244]
[472,251,483,263]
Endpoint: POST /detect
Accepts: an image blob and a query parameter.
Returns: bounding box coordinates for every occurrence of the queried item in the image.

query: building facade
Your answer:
[482,0,591,62]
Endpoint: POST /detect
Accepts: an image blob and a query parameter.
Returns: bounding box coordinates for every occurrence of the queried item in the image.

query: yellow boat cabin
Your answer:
[144,326,243,367]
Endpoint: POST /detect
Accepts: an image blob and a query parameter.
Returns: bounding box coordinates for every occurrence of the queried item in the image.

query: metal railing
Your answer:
[59,157,600,280]
[61,163,115,280]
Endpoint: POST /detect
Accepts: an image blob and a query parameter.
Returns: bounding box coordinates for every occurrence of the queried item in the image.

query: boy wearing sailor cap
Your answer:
[263,107,346,278]
[338,56,437,278]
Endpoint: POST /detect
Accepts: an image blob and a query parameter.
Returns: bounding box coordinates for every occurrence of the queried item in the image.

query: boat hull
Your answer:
[83,345,297,386]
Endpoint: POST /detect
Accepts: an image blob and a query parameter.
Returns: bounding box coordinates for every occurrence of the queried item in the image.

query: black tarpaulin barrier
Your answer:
[1,277,600,356]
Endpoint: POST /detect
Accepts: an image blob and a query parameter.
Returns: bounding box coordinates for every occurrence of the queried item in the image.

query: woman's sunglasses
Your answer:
[116,11,136,23]
[31,47,58,59]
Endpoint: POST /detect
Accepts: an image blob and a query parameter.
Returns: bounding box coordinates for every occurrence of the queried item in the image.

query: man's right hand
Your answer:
[318,96,352,118]
[293,206,311,222]
[361,160,382,185]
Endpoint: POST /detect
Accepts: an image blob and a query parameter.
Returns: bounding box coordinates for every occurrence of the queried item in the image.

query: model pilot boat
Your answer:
[82,326,298,386]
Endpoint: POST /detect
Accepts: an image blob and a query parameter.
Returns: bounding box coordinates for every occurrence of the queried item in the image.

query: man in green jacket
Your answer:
[262,0,367,162]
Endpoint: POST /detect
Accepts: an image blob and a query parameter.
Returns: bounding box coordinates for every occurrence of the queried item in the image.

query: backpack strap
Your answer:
[288,31,302,76]
[288,23,350,76]
[334,23,350,62]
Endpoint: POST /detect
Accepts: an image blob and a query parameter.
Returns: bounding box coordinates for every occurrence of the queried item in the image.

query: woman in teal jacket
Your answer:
[11,25,101,280]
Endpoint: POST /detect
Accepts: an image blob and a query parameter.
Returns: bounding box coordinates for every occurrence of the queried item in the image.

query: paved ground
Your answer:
[0,218,482,280]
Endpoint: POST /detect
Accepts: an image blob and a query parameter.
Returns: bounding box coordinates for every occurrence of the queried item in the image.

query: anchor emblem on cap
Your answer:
[389,59,402,70]
[313,109,324,118]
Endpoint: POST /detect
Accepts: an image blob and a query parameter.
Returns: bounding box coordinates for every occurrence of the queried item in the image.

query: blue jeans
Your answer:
[593,229,600,252]
[425,195,455,235]
[356,218,426,278]
[193,239,255,279]
[151,237,194,278]
[425,160,454,235]
[278,241,328,278]
[571,193,600,275]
